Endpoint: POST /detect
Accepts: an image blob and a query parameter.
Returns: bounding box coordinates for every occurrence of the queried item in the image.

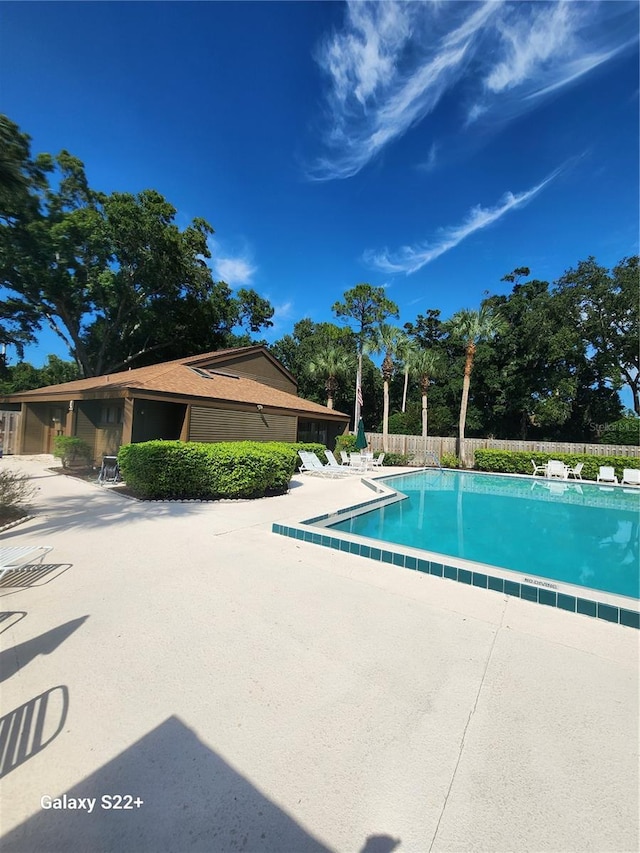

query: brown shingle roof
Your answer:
[2,346,349,420]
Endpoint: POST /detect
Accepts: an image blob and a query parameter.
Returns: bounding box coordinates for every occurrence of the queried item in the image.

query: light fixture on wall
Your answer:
[68,400,74,412]
[256,404,264,411]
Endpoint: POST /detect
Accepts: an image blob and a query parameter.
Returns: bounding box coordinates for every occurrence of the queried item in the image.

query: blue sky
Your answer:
[2,1,638,372]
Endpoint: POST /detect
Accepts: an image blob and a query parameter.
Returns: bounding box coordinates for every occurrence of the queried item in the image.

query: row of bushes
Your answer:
[117,440,298,500]
[474,450,640,482]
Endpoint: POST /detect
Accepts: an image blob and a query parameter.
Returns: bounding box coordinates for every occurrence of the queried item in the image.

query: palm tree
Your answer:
[395,332,417,413]
[449,305,506,467]
[408,348,443,461]
[374,324,402,452]
[306,346,353,410]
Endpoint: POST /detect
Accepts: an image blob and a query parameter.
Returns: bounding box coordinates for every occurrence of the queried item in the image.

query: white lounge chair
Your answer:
[567,462,584,480]
[621,468,640,486]
[531,459,546,476]
[325,450,343,468]
[596,466,618,484]
[0,545,53,581]
[340,451,350,465]
[546,460,569,479]
[371,453,385,467]
[297,451,351,477]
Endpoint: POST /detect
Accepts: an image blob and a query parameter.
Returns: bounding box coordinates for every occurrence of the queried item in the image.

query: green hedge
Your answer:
[117,440,298,500]
[53,435,93,468]
[290,442,328,471]
[474,449,640,482]
[381,452,411,466]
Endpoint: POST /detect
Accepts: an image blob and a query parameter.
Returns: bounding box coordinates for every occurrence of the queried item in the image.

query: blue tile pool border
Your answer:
[272,520,639,630]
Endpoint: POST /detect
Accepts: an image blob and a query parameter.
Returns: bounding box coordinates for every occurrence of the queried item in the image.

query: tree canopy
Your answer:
[1,116,635,445]
[0,115,274,377]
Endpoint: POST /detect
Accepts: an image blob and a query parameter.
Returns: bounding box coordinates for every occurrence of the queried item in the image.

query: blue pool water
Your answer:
[329,470,640,599]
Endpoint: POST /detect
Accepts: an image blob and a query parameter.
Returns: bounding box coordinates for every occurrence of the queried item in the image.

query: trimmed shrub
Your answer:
[381,452,411,466]
[335,433,358,456]
[440,452,460,469]
[117,440,297,500]
[53,435,93,468]
[474,449,640,482]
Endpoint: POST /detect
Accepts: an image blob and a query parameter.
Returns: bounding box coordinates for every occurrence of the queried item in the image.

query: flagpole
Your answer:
[354,353,362,430]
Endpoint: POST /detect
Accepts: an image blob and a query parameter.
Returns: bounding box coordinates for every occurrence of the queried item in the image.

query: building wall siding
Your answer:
[206,352,297,394]
[74,402,99,461]
[22,405,48,454]
[189,406,297,443]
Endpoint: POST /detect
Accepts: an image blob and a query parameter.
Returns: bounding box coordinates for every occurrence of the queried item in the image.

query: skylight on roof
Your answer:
[189,367,239,380]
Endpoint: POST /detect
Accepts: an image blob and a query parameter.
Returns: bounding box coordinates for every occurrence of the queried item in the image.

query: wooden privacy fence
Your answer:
[364,432,640,460]
[0,411,20,455]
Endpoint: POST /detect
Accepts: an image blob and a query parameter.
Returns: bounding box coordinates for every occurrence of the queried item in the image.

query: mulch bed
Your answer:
[0,507,28,528]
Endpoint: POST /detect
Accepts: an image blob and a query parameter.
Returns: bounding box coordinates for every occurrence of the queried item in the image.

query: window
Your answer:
[298,420,328,445]
[100,405,124,425]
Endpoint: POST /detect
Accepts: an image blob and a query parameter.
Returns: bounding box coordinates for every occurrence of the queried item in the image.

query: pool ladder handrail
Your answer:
[424,451,442,469]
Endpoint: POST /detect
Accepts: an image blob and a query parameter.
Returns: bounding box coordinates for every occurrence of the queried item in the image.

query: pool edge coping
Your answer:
[273,468,640,630]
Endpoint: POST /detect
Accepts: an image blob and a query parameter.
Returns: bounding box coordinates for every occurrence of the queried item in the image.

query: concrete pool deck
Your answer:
[0,455,638,853]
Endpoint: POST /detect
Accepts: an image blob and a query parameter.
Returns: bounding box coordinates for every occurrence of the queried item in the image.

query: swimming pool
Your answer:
[328,470,639,600]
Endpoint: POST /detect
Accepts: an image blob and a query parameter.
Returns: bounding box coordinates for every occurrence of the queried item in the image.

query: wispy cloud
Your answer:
[310,0,498,180]
[311,1,636,179]
[416,142,438,173]
[214,257,256,285]
[364,168,561,275]
[208,238,256,285]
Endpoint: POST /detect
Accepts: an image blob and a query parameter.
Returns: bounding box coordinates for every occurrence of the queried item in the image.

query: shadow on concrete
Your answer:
[359,835,402,853]
[1,715,334,852]
[0,493,231,539]
[0,563,72,590]
[0,616,88,683]
[0,685,69,778]
[0,611,27,633]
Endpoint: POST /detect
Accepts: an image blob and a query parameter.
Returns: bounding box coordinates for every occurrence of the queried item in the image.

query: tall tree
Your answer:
[0,354,80,395]
[408,348,443,459]
[374,324,402,452]
[448,305,505,466]
[332,283,398,428]
[555,256,639,415]
[306,346,354,410]
[0,115,274,376]
[395,331,416,414]
[404,309,445,349]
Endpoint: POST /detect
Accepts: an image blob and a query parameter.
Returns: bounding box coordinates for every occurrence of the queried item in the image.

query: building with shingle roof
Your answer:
[0,346,349,461]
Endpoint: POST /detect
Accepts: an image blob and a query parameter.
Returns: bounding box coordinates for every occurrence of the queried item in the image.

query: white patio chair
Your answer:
[567,462,584,480]
[340,451,350,465]
[348,453,367,472]
[371,453,385,467]
[531,459,546,476]
[621,468,640,486]
[596,466,618,484]
[546,460,569,479]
